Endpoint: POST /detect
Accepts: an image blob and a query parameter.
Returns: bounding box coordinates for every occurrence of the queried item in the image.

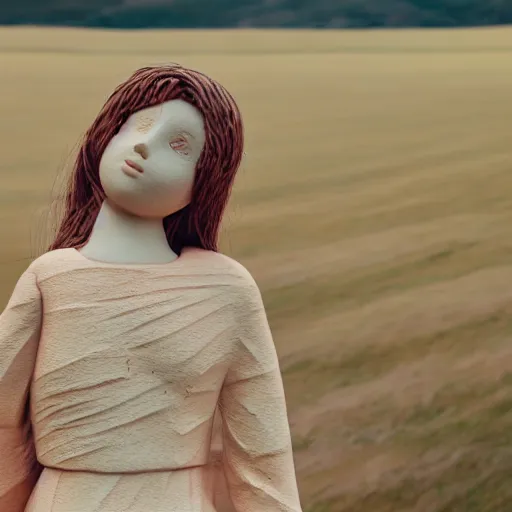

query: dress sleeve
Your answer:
[218,273,303,512]
[0,269,43,512]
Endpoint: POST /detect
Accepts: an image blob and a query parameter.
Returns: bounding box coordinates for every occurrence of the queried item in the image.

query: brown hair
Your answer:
[49,64,244,255]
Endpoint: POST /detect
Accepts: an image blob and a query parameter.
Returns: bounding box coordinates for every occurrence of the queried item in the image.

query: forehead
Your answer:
[134,99,204,127]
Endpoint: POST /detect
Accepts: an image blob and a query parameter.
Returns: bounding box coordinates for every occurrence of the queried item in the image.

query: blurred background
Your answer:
[2,2,512,511]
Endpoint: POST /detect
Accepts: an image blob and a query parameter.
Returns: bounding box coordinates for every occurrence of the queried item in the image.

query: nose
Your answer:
[134,143,149,159]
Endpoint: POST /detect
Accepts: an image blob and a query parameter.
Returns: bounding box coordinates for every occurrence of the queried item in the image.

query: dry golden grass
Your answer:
[1,26,512,511]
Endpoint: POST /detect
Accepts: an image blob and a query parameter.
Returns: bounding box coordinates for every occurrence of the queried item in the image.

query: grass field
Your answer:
[2,26,512,511]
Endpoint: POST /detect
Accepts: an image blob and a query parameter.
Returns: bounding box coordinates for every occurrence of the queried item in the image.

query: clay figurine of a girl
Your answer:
[0,64,303,512]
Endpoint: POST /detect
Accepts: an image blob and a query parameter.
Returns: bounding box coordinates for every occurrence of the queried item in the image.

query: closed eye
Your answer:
[170,136,191,156]
[136,116,154,133]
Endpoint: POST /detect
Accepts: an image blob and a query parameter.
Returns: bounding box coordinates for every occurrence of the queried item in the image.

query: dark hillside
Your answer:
[1,0,512,29]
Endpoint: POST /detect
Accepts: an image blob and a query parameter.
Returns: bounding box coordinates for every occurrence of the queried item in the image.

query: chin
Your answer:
[102,178,191,219]
[113,198,177,219]
[119,202,165,219]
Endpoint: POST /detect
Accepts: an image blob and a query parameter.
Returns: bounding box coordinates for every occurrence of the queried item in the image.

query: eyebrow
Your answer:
[180,130,196,141]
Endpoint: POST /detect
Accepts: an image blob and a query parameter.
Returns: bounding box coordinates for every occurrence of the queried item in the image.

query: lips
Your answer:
[124,159,144,173]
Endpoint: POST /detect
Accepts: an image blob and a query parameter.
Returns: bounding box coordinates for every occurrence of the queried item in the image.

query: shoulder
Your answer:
[184,248,257,284]
[184,248,262,301]
[26,248,80,278]
[3,252,69,305]
[28,248,76,269]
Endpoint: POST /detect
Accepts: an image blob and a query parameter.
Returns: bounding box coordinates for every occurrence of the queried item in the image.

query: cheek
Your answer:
[153,151,198,181]
[157,165,196,204]
[160,167,196,192]
[100,138,119,167]
[102,134,134,162]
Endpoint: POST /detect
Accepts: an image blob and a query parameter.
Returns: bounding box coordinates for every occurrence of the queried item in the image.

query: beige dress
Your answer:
[0,247,302,512]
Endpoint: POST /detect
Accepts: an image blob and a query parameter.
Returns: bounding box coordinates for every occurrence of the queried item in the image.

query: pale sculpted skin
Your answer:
[82,99,206,265]
[0,99,303,512]
[99,99,206,220]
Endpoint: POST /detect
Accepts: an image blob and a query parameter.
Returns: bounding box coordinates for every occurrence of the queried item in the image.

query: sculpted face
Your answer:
[99,99,206,218]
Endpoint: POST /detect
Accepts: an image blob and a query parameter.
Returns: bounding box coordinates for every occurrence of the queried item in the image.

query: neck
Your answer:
[79,200,178,264]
